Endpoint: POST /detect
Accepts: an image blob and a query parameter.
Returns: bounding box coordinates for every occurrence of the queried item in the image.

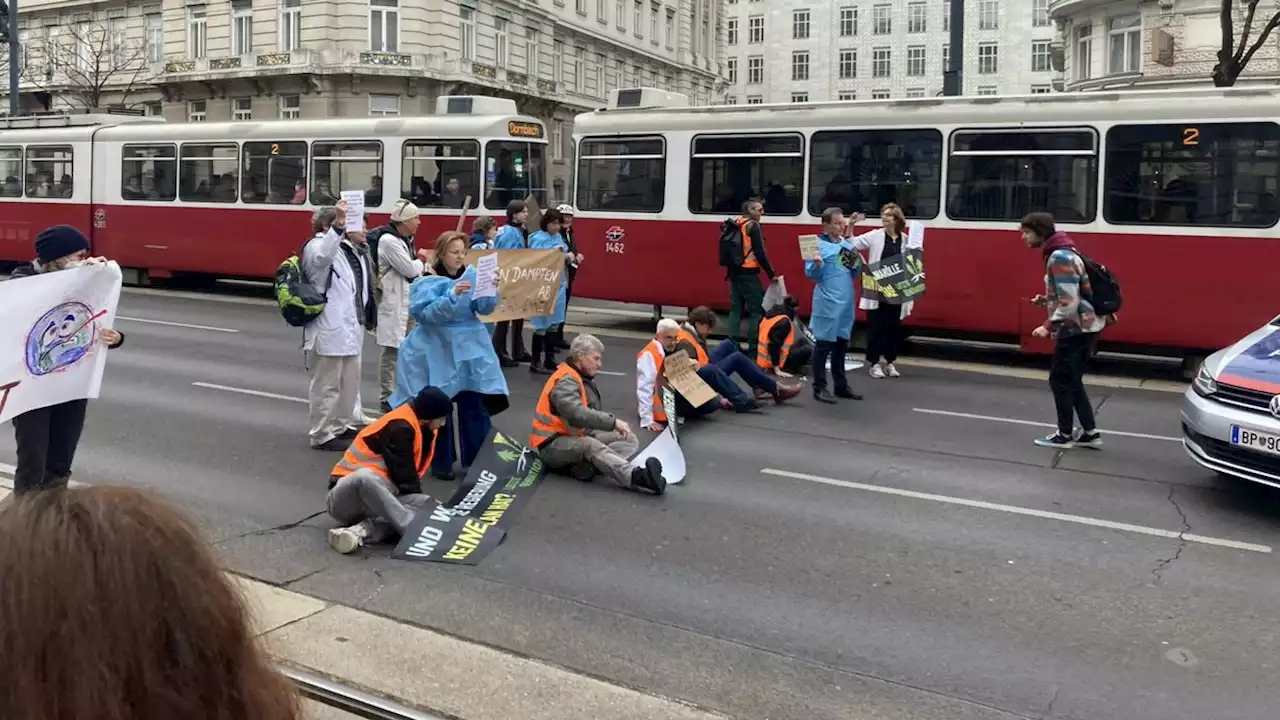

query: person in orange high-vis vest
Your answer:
[636,319,681,431]
[530,334,667,495]
[726,198,777,357]
[756,295,812,376]
[325,387,453,555]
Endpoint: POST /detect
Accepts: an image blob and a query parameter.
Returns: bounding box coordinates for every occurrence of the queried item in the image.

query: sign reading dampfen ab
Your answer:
[392,429,546,565]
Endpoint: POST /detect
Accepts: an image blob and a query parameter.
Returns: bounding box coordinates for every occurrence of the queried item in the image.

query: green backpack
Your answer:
[274,239,333,327]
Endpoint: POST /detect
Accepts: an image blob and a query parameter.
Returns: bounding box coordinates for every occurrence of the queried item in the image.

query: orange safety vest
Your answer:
[737,217,759,270]
[756,315,795,371]
[331,403,434,485]
[675,327,710,366]
[637,339,668,423]
[528,362,590,449]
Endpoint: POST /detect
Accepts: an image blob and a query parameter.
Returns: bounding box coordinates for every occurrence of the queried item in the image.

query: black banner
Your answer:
[861,249,926,305]
[392,428,546,565]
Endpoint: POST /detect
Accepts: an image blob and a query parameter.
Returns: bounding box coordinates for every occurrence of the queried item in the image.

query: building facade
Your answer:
[1049,0,1280,92]
[1,0,728,197]
[720,0,1057,104]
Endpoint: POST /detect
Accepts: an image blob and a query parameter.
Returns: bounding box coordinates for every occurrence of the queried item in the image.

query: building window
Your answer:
[792,51,809,81]
[949,129,1097,222]
[872,4,891,34]
[906,88,926,98]
[872,47,890,78]
[598,0,607,19]
[871,89,890,99]
[839,6,857,36]
[459,7,476,61]
[551,121,565,161]
[838,49,856,79]
[666,8,675,46]
[727,18,738,45]
[145,102,163,117]
[233,97,252,120]
[725,96,738,105]
[527,27,541,76]
[574,46,585,90]
[838,91,856,100]
[279,94,301,119]
[748,15,763,43]
[943,1,950,31]
[1108,15,1141,74]
[146,13,163,63]
[976,86,997,95]
[1075,24,1092,81]
[369,94,400,116]
[907,2,926,33]
[1031,84,1052,94]
[1031,40,1052,72]
[943,44,950,71]
[1033,0,1050,28]
[907,46,925,76]
[577,0,587,14]
[746,95,763,104]
[979,0,998,31]
[616,0,625,30]
[650,2,659,40]
[747,55,763,83]
[280,0,301,52]
[633,1,642,35]
[793,9,810,40]
[689,134,805,215]
[577,135,665,212]
[791,92,808,103]
[232,0,253,55]
[554,39,565,84]
[978,42,998,74]
[369,0,399,52]
[188,100,207,123]
[109,18,128,66]
[187,6,208,60]
[495,17,509,66]
[727,57,737,83]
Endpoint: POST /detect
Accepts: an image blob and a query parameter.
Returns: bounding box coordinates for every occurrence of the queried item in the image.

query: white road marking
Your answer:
[761,468,1272,554]
[0,462,15,477]
[912,407,1181,443]
[192,382,381,416]
[117,316,240,333]
[122,286,276,307]
[596,370,627,376]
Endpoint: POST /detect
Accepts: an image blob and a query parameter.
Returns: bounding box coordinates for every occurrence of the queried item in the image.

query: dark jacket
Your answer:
[563,227,578,283]
[740,219,776,279]
[341,242,377,330]
[327,419,431,495]
[10,260,125,349]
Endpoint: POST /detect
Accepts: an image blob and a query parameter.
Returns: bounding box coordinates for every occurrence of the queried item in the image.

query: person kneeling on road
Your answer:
[530,334,667,495]
[757,295,812,380]
[637,318,733,431]
[325,387,453,554]
[678,306,803,408]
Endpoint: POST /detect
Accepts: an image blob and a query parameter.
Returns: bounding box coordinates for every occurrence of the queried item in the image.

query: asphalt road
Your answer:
[3,289,1278,720]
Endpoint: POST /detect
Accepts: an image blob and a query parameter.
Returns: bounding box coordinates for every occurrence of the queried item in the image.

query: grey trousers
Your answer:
[308,352,361,446]
[327,468,434,536]
[378,345,398,406]
[539,430,638,487]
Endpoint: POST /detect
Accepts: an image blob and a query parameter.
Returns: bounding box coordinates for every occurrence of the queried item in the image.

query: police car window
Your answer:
[402,141,480,210]
[808,129,942,219]
[1104,122,1280,228]
[689,134,804,216]
[121,144,177,202]
[947,129,1097,222]
[576,136,665,213]
[179,143,240,204]
[26,145,74,199]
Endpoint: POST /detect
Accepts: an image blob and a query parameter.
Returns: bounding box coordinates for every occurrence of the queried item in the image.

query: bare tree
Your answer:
[22,21,156,110]
[1214,0,1280,86]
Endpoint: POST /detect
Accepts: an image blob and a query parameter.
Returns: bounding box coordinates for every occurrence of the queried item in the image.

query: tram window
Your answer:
[689,134,804,216]
[946,129,1097,222]
[485,140,549,209]
[0,147,22,197]
[312,141,384,207]
[121,144,177,201]
[1104,122,1280,228]
[809,130,942,219]
[241,141,307,204]
[401,141,480,209]
[576,136,665,213]
[179,143,240,203]
[26,145,74,199]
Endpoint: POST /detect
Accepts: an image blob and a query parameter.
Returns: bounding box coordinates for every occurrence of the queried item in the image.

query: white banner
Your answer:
[0,263,123,424]
[631,421,686,486]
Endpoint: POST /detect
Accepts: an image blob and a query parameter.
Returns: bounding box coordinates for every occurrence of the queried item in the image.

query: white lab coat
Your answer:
[302,228,366,357]
[636,339,665,427]
[375,232,425,349]
[851,221,925,320]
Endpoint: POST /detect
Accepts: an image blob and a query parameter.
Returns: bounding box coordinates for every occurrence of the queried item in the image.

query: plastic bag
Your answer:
[762,276,786,311]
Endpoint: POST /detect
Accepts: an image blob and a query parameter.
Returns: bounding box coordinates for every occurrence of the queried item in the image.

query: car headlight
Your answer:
[1192,364,1218,397]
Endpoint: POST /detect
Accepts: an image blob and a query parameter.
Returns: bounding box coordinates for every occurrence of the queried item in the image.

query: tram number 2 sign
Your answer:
[604,226,626,254]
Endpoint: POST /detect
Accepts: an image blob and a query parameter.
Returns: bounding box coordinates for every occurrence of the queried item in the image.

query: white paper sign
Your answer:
[341,190,365,232]
[0,262,123,424]
[473,253,499,299]
[762,275,787,310]
[630,423,686,485]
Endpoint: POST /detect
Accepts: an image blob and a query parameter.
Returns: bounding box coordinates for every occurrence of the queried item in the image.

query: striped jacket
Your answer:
[1043,246,1107,340]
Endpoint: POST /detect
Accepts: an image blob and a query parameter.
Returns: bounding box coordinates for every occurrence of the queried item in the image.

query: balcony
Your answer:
[1048,0,1124,20]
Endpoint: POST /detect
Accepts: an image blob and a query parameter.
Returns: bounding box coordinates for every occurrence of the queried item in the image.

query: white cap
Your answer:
[391,199,421,222]
[556,204,575,215]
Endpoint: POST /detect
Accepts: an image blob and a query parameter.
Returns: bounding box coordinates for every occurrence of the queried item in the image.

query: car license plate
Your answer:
[1231,426,1280,456]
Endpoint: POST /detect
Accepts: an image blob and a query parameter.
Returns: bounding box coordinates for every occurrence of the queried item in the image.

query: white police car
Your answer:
[1182,315,1280,489]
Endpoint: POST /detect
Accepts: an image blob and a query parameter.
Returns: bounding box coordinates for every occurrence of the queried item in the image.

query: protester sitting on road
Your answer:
[677,306,803,407]
[371,199,430,412]
[527,208,573,375]
[391,231,510,482]
[530,334,667,495]
[326,387,453,554]
[757,295,812,379]
[0,486,301,719]
[6,226,124,495]
[805,207,867,403]
[637,318,733,431]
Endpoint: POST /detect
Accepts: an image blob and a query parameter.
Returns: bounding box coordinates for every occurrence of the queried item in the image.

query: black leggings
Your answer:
[12,399,88,495]
[1049,333,1098,435]
[866,303,902,364]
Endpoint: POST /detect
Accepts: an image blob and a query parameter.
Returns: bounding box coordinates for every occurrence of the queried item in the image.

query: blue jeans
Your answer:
[432,391,490,475]
[694,364,755,410]
[709,341,777,394]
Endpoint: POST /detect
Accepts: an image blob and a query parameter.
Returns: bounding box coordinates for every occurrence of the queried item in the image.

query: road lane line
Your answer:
[760,468,1272,554]
[0,462,15,477]
[117,316,240,333]
[596,370,627,376]
[191,382,383,417]
[912,407,1181,443]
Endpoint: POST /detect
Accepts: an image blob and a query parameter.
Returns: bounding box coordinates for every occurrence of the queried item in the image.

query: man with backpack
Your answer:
[1020,212,1119,450]
[719,198,777,357]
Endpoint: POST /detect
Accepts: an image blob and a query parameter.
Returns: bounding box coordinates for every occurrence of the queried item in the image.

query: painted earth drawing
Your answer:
[25,302,105,376]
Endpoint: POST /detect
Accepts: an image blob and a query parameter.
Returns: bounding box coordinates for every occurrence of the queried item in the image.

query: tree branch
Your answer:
[1239,10,1280,69]
[1233,0,1262,61]
[21,20,155,110]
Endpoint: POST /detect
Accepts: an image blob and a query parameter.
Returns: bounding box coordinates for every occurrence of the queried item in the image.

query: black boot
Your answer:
[543,334,558,369]
[529,335,552,375]
[512,319,533,363]
[493,322,516,367]
[554,326,571,350]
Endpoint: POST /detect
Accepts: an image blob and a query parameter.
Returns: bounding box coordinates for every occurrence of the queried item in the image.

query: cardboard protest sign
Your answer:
[393,429,546,565]
[464,249,563,322]
[455,194,473,233]
[663,350,717,408]
[523,194,543,223]
[1,262,122,424]
[797,234,819,259]
[862,249,926,304]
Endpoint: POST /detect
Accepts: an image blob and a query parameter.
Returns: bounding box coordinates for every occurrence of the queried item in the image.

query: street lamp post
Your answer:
[942,0,964,96]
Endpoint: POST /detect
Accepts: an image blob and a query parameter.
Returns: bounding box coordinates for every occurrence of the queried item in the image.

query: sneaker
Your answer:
[1074,430,1103,449]
[835,388,864,400]
[1033,432,1075,448]
[869,364,886,379]
[312,437,352,451]
[338,427,359,439]
[327,520,374,555]
[885,363,900,378]
[773,383,803,404]
[814,389,837,404]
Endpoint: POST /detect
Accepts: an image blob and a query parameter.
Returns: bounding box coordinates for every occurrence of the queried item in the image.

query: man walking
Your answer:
[726,198,777,356]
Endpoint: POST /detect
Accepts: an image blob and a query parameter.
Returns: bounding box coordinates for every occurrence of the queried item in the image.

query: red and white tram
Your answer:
[569,87,1280,356]
[0,96,549,282]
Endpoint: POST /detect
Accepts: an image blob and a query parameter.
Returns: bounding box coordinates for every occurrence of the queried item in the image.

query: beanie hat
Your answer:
[411,387,453,421]
[35,225,91,264]
[390,199,420,223]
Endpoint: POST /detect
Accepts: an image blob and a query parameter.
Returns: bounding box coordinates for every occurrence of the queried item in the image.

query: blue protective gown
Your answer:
[526,229,568,331]
[494,223,526,250]
[389,264,509,407]
[804,232,859,342]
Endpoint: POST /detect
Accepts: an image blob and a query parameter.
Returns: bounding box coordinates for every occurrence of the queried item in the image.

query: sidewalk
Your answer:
[0,474,729,720]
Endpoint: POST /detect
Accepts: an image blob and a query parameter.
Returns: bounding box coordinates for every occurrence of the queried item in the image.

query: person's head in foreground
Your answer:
[0,486,300,720]
[568,334,604,377]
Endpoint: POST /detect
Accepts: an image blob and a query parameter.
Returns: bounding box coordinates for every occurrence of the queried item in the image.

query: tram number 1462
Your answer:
[604,226,626,254]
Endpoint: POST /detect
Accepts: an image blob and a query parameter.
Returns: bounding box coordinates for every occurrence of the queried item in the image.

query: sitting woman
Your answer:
[391,231,510,481]
[526,207,572,375]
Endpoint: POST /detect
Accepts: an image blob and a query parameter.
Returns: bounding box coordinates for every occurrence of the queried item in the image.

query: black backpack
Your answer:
[1070,249,1123,316]
[717,218,745,268]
